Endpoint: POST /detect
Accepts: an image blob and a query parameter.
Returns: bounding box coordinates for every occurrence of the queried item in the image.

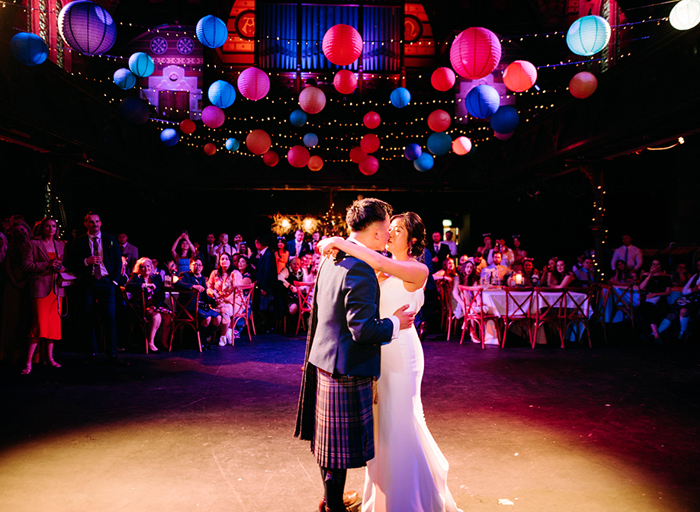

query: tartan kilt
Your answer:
[312,368,375,469]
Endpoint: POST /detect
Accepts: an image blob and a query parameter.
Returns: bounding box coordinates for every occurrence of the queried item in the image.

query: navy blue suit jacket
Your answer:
[68,232,122,284]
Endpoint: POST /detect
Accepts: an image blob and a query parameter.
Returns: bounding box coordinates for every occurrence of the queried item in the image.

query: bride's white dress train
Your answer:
[362,276,463,512]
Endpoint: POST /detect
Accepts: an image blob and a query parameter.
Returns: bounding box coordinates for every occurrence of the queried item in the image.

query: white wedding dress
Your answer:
[362,276,463,512]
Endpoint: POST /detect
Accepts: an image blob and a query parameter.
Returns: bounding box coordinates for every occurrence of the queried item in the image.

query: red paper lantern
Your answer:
[360,134,380,154]
[180,119,196,135]
[237,67,270,101]
[450,27,501,80]
[308,155,324,172]
[363,111,381,129]
[427,110,451,132]
[263,151,279,167]
[288,145,310,168]
[299,87,326,114]
[201,106,225,128]
[333,70,357,95]
[431,67,456,92]
[503,60,537,92]
[246,129,271,155]
[203,143,217,155]
[322,24,363,66]
[569,71,598,99]
[350,146,368,164]
[453,136,472,155]
[359,156,379,176]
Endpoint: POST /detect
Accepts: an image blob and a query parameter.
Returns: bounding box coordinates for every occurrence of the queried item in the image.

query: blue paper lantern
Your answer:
[427,133,452,156]
[303,133,319,148]
[404,143,422,161]
[196,15,228,49]
[208,80,236,108]
[129,52,155,78]
[290,109,308,127]
[160,129,179,146]
[489,106,520,134]
[465,85,500,119]
[225,138,240,151]
[414,153,434,172]
[113,68,136,90]
[10,33,48,66]
[57,0,117,56]
[119,97,150,125]
[566,15,611,56]
[390,87,411,108]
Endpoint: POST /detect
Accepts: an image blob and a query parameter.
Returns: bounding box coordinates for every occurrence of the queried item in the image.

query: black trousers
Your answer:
[78,278,118,357]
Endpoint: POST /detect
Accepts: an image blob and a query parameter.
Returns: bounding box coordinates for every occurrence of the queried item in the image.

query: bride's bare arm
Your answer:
[319,237,428,287]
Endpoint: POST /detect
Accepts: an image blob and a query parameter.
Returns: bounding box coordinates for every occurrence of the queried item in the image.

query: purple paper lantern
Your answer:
[404,143,422,161]
[465,85,500,119]
[201,106,225,128]
[58,0,117,56]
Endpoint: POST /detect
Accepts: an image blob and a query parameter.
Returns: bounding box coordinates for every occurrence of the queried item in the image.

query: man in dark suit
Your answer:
[287,229,311,257]
[117,232,138,275]
[428,231,451,272]
[69,212,124,363]
[295,198,415,512]
[254,234,277,332]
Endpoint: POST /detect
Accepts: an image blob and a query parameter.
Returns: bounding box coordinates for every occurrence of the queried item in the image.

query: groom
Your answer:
[295,198,415,512]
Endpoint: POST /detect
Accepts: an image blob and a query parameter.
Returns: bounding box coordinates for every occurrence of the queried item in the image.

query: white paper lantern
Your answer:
[670,0,700,30]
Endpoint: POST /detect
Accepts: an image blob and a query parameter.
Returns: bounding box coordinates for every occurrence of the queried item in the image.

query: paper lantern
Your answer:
[119,97,150,125]
[246,130,271,155]
[494,131,514,141]
[308,155,324,172]
[225,138,240,151]
[431,67,456,92]
[450,27,501,80]
[160,129,179,146]
[208,80,236,109]
[490,106,520,134]
[363,111,381,129]
[359,156,379,176]
[465,85,500,119]
[322,24,363,66]
[180,119,196,135]
[569,71,598,99]
[303,133,319,148]
[204,143,217,156]
[427,133,452,156]
[427,110,451,132]
[201,105,225,128]
[390,87,411,108]
[361,134,380,154]
[263,151,279,167]
[128,52,155,78]
[299,87,326,114]
[414,153,434,172]
[238,67,270,101]
[288,145,310,168]
[503,61,537,92]
[404,143,422,161]
[289,109,308,127]
[670,0,700,30]
[58,0,116,56]
[196,15,228,48]
[350,147,368,163]
[453,137,472,155]
[113,68,136,90]
[566,15,611,56]
[10,33,48,66]
[333,70,357,94]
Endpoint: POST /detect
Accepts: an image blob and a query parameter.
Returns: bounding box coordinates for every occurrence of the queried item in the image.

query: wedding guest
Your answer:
[476,234,492,257]
[547,259,576,288]
[611,234,643,272]
[278,256,310,315]
[656,260,700,340]
[572,257,596,286]
[452,259,478,319]
[214,233,234,259]
[286,229,310,257]
[521,259,538,286]
[118,232,139,275]
[204,233,217,273]
[207,253,235,346]
[173,257,221,341]
[235,256,254,285]
[125,257,172,353]
[275,236,290,274]
[433,257,457,281]
[639,259,671,342]
[488,239,514,268]
[171,233,196,274]
[471,251,487,276]
[511,236,527,272]
[443,231,458,257]
[608,260,637,286]
[231,256,254,339]
[542,258,558,286]
[428,231,451,272]
[670,263,689,287]
[233,233,252,257]
[254,235,277,332]
[480,251,509,285]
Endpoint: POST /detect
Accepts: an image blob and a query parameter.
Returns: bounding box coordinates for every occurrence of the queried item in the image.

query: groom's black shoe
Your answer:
[318,491,360,511]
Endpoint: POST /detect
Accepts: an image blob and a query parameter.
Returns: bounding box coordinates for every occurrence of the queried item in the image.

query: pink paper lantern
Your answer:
[503,60,538,92]
[494,131,514,141]
[299,87,326,114]
[203,143,217,156]
[288,145,311,168]
[359,156,379,176]
[431,67,456,92]
[237,67,270,101]
[201,106,225,128]
[360,133,380,154]
[350,146,368,164]
[333,70,357,95]
[569,71,598,99]
[180,119,195,135]
[452,136,472,155]
[322,24,363,66]
[427,110,451,132]
[246,129,271,155]
[308,155,324,172]
[363,111,381,129]
[263,151,279,167]
[450,27,502,80]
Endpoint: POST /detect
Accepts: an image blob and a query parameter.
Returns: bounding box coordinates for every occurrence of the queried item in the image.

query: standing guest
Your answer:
[233,233,251,257]
[547,259,576,288]
[609,260,638,286]
[428,231,451,272]
[207,253,235,347]
[511,236,527,272]
[173,257,221,344]
[274,237,291,325]
[118,232,139,275]
[125,257,172,353]
[287,229,310,257]
[443,231,458,257]
[255,235,277,332]
[572,257,596,286]
[214,233,234,259]
[476,233,493,257]
[611,234,643,272]
[670,263,689,287]
[480,251,509,285]
[171,232,196,274]
[275,236,290,274]
[204,233,217,273]
[68,212,124,364]
[639,259,671,342]
[20,218,65,374]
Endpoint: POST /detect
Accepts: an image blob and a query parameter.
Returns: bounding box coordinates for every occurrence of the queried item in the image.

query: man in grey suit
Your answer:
[118,233,138,275]
[295,198,415,512]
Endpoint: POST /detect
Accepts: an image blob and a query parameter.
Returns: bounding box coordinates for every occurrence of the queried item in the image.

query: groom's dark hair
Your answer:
[346,198,393,233]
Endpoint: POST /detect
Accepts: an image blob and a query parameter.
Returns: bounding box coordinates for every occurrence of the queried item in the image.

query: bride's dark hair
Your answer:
[391,212,426,258]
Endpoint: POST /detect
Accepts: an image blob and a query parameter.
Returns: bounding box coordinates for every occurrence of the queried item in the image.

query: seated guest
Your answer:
[511,236,527,272]
[171,233,196,274]
[125,257,172,353]
[572,257,596,286]
[471,251,487,277]
[488,239,514,268]
[278,256,311,315]
[608,260,637,286]
[207,253,235,347]
[173,257,221,341]
[275,236,289,274]
[657,260,700,341]
[458,254,469,266]
[234,255,254,285]
[452,259,479,319]
[670,263,689,287]
[547,259,576,288]
[433,257,457,281]
[480,251,510,285]
[639,259,671,342]
[541,257,558,286]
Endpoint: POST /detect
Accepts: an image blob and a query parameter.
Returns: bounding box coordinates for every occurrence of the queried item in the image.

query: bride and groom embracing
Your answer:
[295,198,463,512]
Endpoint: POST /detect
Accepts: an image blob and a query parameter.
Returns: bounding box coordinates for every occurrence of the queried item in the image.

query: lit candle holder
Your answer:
[514,272,523,286]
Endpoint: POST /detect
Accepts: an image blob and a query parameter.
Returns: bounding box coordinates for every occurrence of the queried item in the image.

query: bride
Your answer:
[319,212,462,512]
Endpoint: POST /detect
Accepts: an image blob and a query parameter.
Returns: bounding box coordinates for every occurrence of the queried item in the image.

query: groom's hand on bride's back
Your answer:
[393,304,416,330]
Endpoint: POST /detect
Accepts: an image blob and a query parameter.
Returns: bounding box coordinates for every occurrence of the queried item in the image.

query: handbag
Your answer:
[57,271,77,287]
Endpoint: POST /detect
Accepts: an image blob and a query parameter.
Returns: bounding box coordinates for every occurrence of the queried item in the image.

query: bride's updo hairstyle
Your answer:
[391,212,426,258]
[346,198,393,232]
